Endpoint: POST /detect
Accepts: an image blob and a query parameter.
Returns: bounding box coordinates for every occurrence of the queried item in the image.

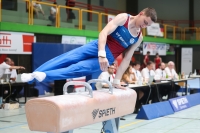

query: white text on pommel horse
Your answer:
[99,108,116,118]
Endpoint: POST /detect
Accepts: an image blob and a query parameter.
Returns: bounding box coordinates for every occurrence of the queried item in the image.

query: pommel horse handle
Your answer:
[63,81,93,98]
[87,79,113,94]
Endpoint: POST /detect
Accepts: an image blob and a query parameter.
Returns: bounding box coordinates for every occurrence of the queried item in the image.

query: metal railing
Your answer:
[0,0,200,41]
[31,0,58,27]
[99,13,115,31]
[80,9,100,31]
[25,0,31,25]
[57,5,81,29]
[183,27,199,40]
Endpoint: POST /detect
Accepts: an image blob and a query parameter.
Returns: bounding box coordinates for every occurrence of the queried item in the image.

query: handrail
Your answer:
[174,27,183,40]
[2,0,200,41]
[57,5,81,29]
[31,0,58,27]
[99,13,115,31]
[163,24,176,39]
[183,27,198,40]
[24,0,31,25]
[74,1,121,15]
[80,9,100,31]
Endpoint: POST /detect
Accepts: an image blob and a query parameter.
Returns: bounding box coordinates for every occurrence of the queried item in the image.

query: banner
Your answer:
[107,15,115,22]
[143,42,167,55]
[86,37,97,43]
[0,31,35,54]
[169,96,190,112]
[62,36,86,45]
[146,23,164,37]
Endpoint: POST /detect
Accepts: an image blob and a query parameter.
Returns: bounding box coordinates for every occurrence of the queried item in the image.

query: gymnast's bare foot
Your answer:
[21,73,34,82]
[33,72,46,82]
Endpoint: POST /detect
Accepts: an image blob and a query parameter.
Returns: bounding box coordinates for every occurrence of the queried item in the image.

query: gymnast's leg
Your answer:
[21,40,99,82]
[38,58,102,82]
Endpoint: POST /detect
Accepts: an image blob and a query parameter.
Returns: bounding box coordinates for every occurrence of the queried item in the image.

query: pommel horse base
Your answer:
[25,79,137,133]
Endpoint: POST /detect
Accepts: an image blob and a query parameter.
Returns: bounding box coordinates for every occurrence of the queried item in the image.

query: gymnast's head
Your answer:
[135,7,157,29]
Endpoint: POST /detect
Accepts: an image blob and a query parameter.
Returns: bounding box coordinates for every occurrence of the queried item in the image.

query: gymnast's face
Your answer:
[136,12,153,28]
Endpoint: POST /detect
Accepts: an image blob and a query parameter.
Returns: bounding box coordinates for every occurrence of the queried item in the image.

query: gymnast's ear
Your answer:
[139,12,143,15]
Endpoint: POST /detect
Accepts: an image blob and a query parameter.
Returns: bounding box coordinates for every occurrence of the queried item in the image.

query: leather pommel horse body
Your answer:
[25,79,137,133]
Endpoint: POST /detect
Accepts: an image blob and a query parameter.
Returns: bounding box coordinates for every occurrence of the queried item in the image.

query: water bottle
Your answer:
[179,72,181,80]
[138,76,142,85]
[166,73,168,79]
[194,69,197,76]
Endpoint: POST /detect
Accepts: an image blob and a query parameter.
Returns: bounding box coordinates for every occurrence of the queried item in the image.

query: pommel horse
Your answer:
[25,79,137,133]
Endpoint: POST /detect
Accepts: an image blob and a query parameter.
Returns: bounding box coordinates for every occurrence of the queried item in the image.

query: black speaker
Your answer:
[54,80,74,96]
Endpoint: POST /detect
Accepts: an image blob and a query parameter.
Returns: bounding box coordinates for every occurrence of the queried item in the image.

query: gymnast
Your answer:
[21,7,157,90]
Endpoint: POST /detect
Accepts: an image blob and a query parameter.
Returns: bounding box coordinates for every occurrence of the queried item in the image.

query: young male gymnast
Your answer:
[22,8,157,90]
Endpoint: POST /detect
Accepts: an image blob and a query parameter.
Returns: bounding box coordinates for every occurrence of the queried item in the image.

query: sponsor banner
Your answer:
[147,23,164,37]
[169,96,190,112]
[62,35,86,45]
[143,42,167,55]
[86,37,97,43]
[0,31,35,54]
[107,15,115,22]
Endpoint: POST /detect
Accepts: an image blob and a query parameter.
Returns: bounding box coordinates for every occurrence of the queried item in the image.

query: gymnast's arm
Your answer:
[98,13,128,71]
[113,36,143,89]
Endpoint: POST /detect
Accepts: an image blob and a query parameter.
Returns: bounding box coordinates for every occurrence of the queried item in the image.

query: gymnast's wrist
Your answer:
[98,50,106,58]
[113,79,120,85]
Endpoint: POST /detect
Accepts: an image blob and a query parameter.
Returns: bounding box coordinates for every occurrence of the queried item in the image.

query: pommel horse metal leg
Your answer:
[25,79,136,133]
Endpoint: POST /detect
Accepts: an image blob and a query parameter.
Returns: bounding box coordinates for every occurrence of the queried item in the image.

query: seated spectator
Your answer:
[0,57,25,103]
[48,2,57,26]
[33,0,45,19]
[95,64,116,90]
[131,63,151,112]
[121,65,136,84]
[165,61,178,79]
[4,60,23,102]
[131,61,142,81]
[141,61,160,103]
[154,62,172,101]
[141,61,155,82]
[165,61,180,98]
[155,62,166,80]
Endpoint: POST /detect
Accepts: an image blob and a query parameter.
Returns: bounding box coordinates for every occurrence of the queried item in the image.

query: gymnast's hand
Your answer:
[113,84,127,90]
[99,57,109,71]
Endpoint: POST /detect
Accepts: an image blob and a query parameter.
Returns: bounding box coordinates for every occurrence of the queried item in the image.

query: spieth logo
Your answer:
[92,108,116,120]
[92,109,99,120]
[130,38,135,44]
[0,33,12,47]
